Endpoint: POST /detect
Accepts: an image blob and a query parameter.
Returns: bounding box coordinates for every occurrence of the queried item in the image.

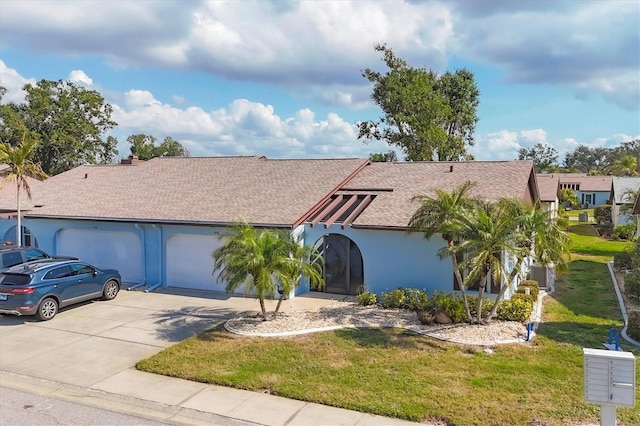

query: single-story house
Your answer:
[538,173,612,208]
[536,173,560,218]
[610,177,640,227]
[0,156,538,300]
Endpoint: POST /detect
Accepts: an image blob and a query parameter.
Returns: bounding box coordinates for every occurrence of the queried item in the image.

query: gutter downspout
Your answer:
[145,224,164,293]
[127,223,147,291]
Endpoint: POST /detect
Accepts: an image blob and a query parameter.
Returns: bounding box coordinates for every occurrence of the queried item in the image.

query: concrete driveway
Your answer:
[0,288,260,387]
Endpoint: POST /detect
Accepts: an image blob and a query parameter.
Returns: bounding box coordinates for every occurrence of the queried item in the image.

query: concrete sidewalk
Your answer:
[0,289,417,425]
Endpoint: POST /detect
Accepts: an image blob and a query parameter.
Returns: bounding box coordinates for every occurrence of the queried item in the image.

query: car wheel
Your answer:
[102,280,119,300]
[36,298,58,321]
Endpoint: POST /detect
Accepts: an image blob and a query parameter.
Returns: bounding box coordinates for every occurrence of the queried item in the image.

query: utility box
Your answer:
[584,348,636,407]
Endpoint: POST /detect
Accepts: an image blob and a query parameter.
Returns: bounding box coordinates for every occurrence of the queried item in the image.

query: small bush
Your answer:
[628,311,640,342]
[517,280,540,299]
[496,298,533,322]
[402,288,429,311]
[594,205,612,224]
[511,292,535,306]
[614,252,634,271]
[612,224,635,240]
[356,290,377,306]
[624,272,640,299]
[380,289,405,309]
[431,291,466,323]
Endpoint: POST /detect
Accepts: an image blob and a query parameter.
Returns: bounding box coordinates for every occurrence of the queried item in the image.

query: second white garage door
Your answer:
[165,234,227,291]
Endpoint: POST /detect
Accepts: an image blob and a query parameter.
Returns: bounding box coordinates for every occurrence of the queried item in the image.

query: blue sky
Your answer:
[0,0,638,163]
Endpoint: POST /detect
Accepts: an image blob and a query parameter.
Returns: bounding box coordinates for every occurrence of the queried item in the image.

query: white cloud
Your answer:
[68,69,93,85]
[0,59,36,103]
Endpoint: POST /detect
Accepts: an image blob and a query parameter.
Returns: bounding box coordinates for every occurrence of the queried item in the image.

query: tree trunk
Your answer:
[274,293,285,314]
[485,259,524,321]
[16,183,21,246]
[259,298,268,321]
[476,272,487,324]
[450,243,472,321]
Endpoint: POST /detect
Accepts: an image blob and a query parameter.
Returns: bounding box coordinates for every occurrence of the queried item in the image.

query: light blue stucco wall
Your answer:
[302,224,453,297]
[574,190,609,207]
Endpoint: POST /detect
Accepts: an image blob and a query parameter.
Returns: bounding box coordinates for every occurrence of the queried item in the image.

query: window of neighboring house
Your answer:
[585,194,593,205]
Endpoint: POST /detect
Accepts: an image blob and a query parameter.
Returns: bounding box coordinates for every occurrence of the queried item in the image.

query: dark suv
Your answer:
[0,246,77,271]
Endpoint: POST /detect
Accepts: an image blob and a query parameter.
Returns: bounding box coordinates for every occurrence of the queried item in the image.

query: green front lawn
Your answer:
[137,225,640,425]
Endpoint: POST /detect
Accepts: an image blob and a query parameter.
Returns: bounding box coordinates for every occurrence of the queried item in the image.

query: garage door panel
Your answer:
[166,234,226,291]
[57,229,143,283]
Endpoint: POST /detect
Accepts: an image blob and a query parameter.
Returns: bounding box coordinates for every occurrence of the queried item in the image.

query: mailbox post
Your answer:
[583,348,636,426]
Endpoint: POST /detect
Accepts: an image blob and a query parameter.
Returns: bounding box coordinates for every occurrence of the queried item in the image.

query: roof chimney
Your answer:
[121,155,144,165]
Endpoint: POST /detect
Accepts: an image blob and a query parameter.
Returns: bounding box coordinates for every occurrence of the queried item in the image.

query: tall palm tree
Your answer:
[408,181,478,321]
[213,223,323,320]
[0,134,47,246]
[485,199,569,320]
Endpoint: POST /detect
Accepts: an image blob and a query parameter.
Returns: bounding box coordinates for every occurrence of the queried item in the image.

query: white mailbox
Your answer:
[584,348,636,407]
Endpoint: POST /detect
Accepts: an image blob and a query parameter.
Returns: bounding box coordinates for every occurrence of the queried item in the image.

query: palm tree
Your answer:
[456,201,520,323]
[485,199,569,320]
[213,223,323,320]
[0,133,48,246]
[408,181,478,321]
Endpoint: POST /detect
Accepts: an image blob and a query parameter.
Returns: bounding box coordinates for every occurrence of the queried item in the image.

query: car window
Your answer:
[71,263,94,276]
[44,265,73,280]
[0,273,32,285]
[1,251,24,268]
[25,248,48,261]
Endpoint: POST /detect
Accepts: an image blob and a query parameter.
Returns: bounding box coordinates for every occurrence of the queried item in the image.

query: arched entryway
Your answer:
[314,233,363,296]
[3,225,38,247]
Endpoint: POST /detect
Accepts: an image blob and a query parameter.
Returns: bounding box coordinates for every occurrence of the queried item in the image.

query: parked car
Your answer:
[0,246,78,271]
[0,260,121,321]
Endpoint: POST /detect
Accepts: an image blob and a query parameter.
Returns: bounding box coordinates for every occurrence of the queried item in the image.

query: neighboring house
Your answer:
[0,157,538,300]
[535,174,559,218]
[610,177,640,227]
[538,173,612,209]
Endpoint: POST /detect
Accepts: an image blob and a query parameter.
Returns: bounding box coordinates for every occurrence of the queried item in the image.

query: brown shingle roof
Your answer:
[0,164,46,214]
[539,173,613,191]
[336,160,536,228]
[9,157,370,226]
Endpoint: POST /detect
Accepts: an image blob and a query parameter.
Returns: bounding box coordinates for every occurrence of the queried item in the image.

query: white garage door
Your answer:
[57,228,144,283]
[166,234,226,291]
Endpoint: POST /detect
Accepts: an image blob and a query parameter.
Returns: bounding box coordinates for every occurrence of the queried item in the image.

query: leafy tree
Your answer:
[358,44,479,161]
[212,223,323,320]
[369,150,398,162]
[558,188,579,208]
[517,143,559,172]
[563,145,614,175]
[408,181,479,321]
[0,80,118,175]
[612,153,638,176]
[128,134,190,160]
[0,133,48,246]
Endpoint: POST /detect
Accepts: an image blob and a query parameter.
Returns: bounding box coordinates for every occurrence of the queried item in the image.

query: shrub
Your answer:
[612,224,635,240]
[380,289,405,309]
[624,272,640,299]
[614,252,634,271]
[402,288,429,311]
[431,291,466,323]
[628,311,640,342]
[496,298,533,322]
[356,289,377,306]
[594,205,612,224]
[511,292,535,306]
[517,279,540,299]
